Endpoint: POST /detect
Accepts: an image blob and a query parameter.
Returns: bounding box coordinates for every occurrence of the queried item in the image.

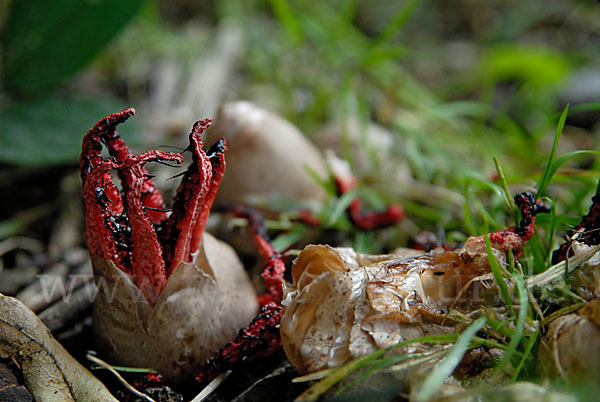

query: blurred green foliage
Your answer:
[2,0,145,95]
[0,94,139,165]
[0,0,599,250]
[0,0,144,166]
[1,0,599,254]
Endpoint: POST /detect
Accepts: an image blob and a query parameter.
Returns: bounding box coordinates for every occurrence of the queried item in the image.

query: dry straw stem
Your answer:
[526,245,600,290]
[86,353,156,402]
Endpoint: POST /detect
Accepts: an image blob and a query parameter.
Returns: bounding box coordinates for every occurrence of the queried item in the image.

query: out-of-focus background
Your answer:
[1,0,599,249]
[1,0,600,285]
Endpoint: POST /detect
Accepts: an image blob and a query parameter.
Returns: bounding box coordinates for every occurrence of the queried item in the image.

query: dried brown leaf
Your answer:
[0,293,117,401]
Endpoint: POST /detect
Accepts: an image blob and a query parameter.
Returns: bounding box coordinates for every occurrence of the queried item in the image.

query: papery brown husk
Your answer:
[280,244,504,374]
[92,233,258,384]
[538,298,600,381]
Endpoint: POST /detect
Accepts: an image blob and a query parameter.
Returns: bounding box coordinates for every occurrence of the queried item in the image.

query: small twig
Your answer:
[86,353,156,402]
[292,368,336,383]
[0,236,44,256]
[39,284,94,332]
[527,287,545,322]
[190,370,232,402]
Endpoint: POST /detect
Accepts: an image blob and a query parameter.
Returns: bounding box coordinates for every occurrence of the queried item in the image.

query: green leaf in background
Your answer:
[2,0,145,95]
[0,95,140,166]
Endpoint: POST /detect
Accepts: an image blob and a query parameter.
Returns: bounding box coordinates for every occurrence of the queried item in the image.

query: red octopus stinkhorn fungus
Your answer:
[81,109,258,383]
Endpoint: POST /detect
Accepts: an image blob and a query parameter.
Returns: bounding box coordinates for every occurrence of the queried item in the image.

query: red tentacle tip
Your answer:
[81,110,222,304]
[192,117,213,133]
[383,204,405,223]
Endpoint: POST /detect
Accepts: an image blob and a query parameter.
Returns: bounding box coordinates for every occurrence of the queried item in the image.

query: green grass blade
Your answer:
[512,326,539,380]
[297,333,467,400]
[272,225,306,253]
[326,189,357,227]
[482,312,515,340]
[544,197,557,267]
[544,150,600,184]
[494,273,528,375]
[414,317,487,402]
[303,164,336,197]
[541,302,586,327]
[537,104,569,197]
[91,365,157,373]
[472,337,519,353]
[484,219,516,319]
[295,351,386,401]
[268,0,304,45]
[493,155,516,222]
[335,352,435,396]
[374,0,423,47]
[568,101,600,115]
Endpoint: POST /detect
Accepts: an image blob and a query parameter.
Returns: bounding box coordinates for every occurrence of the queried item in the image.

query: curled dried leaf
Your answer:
[0,293,117,401]
[281,229,528,374]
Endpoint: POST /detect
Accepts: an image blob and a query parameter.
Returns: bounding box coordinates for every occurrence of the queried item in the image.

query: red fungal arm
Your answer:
[103,126,171,225]
[552,188,600,264]
[81,108,184,302]
[195,206,286,385]
[334,173,404,231]
[81,108,135,181]
[195,303,282,384]
[121,159,167,303]
[260,258,286,306]
[80,107,169,225]
[80,110,132,239]
[81,160,123,264]
[485,192,545,260]
[189,139,227,264]
[229,205,286,305]
[82,110,233,303]
[160,119,214,274]
[119,151,182,302]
